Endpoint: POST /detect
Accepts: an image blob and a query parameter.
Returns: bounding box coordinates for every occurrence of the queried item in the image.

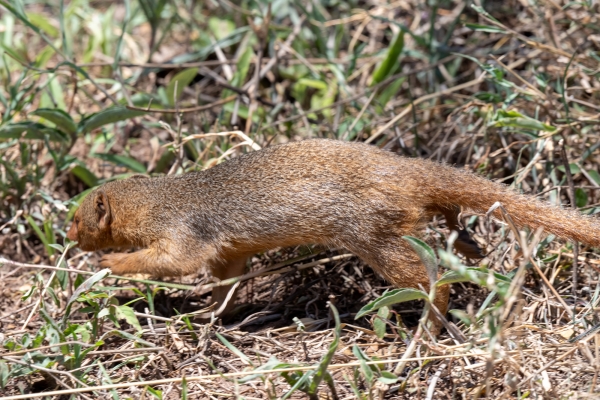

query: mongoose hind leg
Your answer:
[432,205,482,259]
[355,240,449,334]
[210,255,248,316]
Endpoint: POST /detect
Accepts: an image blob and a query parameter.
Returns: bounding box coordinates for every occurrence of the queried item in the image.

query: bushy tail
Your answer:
[428,165,600,247]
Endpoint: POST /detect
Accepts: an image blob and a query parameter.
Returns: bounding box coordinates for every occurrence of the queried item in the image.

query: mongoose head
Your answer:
[67,189,113,251]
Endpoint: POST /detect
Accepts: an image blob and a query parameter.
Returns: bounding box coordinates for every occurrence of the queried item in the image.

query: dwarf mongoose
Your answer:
[67,139,600,324]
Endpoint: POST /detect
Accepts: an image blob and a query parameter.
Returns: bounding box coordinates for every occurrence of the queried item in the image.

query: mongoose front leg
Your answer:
[100,241,204,277]
[210,255,248,316]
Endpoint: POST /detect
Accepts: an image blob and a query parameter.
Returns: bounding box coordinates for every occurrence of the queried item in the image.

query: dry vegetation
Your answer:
[1,0,600,398]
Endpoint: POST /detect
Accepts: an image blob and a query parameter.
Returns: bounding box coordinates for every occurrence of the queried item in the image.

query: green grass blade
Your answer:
[78,107,146,135]
[93,153,146,173]
[355,288,429,319]
[31,108,77,135]
[371,30,404,86]
[166,68,198,106]
[308,302,341,395]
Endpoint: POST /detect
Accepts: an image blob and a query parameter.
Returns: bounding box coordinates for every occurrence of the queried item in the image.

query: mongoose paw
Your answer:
[100,253,135,276]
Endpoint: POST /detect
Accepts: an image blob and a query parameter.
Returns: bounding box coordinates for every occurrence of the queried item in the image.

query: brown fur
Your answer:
[67,139,600,327]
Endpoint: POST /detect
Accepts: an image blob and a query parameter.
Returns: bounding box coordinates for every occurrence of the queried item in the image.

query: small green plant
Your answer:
[0,264,148,389]
[216,302,343,399]
[356,233,514,376]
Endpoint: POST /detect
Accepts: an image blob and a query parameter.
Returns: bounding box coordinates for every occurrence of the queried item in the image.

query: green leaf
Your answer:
[70,165,99,187]
[223,101,260,122]
[403,235,438,286]
[26,215,53,256]
[556,163,581,175]
[0,122,67,142]
[25,12,59,37]
[374,306,389,339]
[489,117,556,132]
[101,329,155,347]
[588,170,600,185]
[114,305,142,333]
[488,110,556,132]
[31,108,77,135]
[215,332,252,364]
[119,92,158,107]
[35,45,56,68]
[371,30,404,86]
[231,45,253,88]
[21,285,37,301]
[78,107,146,134]
[470,4,500,22]
[62,269,111,327]
[154,149,176,173]
[238,357,298,384]
[474,92,503,103]
[355,288,429,319]
[465,23,506,33]
[181,375,188,400]
[208,17,236,40]
[139,0,167,27]
[282,371,313,400]
[378,371,399,384]
[376,77,405,108]
[352,345,374,382]
[436,267,511,286]
[296,78,328,91]
[308,303,342,395]
[0,360,9,389]
[48,243,64,252]
[66,269,111,308]
[575,188,588,208]
[581,142,600,162]
[166,68,198,106]
[145,386,162,399]
[93,153,146,173]
[448,309,472,326]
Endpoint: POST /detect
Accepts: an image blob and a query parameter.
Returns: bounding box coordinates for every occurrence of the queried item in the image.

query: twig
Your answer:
[559,139,579,300]
[242,14,305,92]
[2,356,89,388]
[0,351,536,400]
[177,130,261,153]
[21,244,73,329]
[0,256,195,290]
[365,73,486,144]
[196,254,355,292]
[244,4,270,135]
[126,94,237,114]
[341,90,377,141]
[259,54,462,131]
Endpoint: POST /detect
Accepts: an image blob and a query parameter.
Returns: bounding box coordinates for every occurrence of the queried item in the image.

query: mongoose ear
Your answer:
[95,190,112,230]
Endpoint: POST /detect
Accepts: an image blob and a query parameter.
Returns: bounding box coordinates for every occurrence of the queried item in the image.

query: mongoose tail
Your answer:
[429,166,600,247]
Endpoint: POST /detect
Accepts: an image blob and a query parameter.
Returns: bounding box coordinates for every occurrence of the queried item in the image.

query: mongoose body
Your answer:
[67,139,600,321]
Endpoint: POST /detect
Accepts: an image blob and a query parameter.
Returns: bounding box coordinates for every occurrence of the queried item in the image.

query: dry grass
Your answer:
[1,0,600,398]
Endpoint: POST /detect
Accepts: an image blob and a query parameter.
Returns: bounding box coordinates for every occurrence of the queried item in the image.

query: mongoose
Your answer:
[67,139,600,325]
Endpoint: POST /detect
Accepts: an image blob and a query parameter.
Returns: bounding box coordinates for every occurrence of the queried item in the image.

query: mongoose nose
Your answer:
[67,223,78,241]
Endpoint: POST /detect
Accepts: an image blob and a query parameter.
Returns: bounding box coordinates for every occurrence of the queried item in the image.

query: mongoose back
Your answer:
[67,139,600,324]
